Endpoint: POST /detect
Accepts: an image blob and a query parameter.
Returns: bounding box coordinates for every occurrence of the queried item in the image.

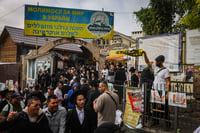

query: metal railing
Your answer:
[142,81,200,133]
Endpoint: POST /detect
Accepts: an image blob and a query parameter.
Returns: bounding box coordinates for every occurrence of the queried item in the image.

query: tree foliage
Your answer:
[134,0,200,35]
[180,0,200,29]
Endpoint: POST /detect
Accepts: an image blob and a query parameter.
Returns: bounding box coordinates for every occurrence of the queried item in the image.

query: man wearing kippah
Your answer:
[143,51,170,127]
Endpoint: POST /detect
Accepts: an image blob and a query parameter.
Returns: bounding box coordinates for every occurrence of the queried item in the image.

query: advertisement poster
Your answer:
[127,56,135,81]
[8,80,14,91]
[150,90,165,104]
[108,83,114,91]
[0,83,5,91]
[168,92,187,108]
[123,104,141,128]
[25,5,114,39]
[123,88,143,128]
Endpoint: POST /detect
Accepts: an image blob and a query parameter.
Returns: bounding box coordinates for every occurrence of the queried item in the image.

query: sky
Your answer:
[0,0,149,36]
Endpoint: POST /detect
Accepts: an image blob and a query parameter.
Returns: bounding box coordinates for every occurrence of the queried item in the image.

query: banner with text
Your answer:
[24,5,114,39]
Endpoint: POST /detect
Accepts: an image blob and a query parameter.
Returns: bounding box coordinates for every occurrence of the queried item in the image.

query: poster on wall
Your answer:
[123,88,143,128]
[168,92,187,108]
[107,83,114,91]
[37,60,51,73]
[0,83,5,91]
[127,56,135,81]
[186,29,200,64]
[150,90,165,104]
[138,33,181,72]
[57,61,64,69]
[8,80,14,91]
[24,5,114,39]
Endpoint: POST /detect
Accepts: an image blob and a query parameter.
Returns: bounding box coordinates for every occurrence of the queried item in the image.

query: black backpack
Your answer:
[95,123,123,133]
[0,100,8,112]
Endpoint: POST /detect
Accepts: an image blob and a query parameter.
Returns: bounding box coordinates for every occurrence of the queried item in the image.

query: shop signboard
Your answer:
[25,5,114,39]
[99,49,110,56]
[106,50,127,60]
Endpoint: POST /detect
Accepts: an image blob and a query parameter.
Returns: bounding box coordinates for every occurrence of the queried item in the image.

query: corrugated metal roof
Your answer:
[4,26,82,53]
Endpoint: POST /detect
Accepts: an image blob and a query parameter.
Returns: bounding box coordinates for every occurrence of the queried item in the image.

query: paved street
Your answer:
[121,125,152,133]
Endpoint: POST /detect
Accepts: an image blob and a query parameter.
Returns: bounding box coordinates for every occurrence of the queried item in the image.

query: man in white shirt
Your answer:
[143,52,170,96]
[143,51,170,127]
[54,82,64,105]
[101,64,108,81]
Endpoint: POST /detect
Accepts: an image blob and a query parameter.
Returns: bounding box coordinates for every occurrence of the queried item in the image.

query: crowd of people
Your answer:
[0,62,133,133]
[0,51,172,132]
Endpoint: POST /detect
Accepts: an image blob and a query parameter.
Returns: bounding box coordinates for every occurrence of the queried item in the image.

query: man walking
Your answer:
[114,63,126,104]
[54,82,64,105]
[93,81,119,127]
[43,95,67,133]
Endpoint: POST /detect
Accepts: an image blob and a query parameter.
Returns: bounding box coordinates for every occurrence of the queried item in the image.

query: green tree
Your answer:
[134,0,200,35]
[134,0,176,35]
[180,0,200,29]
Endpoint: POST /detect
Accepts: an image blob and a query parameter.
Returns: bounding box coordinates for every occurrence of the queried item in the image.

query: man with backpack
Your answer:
[1,93,23,117]
[143,51,171,127]
[93,81,119,127]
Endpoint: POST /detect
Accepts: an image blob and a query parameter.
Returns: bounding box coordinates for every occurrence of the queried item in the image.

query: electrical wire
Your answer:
[0,4,24,20]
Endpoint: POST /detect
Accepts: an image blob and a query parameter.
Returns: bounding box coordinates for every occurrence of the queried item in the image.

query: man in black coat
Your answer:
[65,90,91,133]
[40,70,51,92]
[129,67,139,87]
[114,63,126,104]
[0,97,52,133]
[80,78,90,96]
[86,84,100,132]
[0,88,12,112]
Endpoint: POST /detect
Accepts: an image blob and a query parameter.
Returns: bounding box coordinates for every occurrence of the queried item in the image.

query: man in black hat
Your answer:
[40,70,51,93]
[143,51,170,127]
[114,62,126,104]
[0,88,12,112]
[129,67,139,87]
[65,89,91,133]
[80,78,90,96]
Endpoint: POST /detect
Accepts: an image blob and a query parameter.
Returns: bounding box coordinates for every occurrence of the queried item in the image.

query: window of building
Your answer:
[28,59,35,79]
[107,40,109,45]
